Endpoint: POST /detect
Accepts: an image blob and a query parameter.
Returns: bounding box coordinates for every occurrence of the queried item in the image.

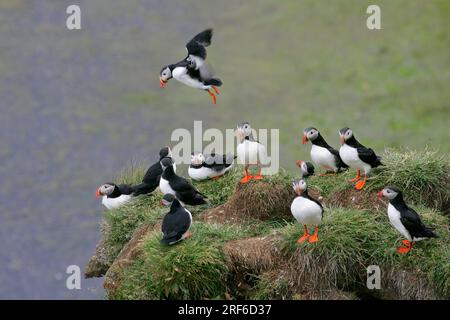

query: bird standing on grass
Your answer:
[236,122,267,183]
[188,151,236,181]
[339,127,382,190]
[160,194,193,245]
[290,179,324,244]
[95,183,134,210]
[378,186,438,254]
[301,127,347,175]
[159,29,222,105]
[159,157,207,206]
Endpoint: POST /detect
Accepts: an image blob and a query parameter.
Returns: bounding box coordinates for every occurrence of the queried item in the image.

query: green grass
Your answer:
[364,148,450,211]
[108,222,253,300]
[279,207,450,298]
[100,148,449,299]
[307,148,449,213]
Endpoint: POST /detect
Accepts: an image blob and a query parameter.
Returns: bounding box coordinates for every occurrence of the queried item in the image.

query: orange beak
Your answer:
[95,188,101,199]
[295,160,303,167]
[159,78,167,88]
[301,133,308,144]
[377,191,383,200]
[295,187,302,196]
[340,135,345,145]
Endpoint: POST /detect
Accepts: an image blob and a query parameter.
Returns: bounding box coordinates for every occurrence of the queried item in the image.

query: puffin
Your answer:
[301,127,347,175]
[378,186,438,254]
[290,179,323,243]
[295,160,315,178]
[133,146,177,196]
[339,127,382,190]
[188,151,236,181]
[159,29,222,105]
[236,122,267,183]
[95,183,134,210]
[160,194,193,245]
[159,157,207,206]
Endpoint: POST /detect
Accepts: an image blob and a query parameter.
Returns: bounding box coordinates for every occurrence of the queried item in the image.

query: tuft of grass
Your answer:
[109,222,257,300]
[191,166,242,207]
[113,160,148,185]
[103,195,165,254]
[279,207,449,299]
[364,148,450,212]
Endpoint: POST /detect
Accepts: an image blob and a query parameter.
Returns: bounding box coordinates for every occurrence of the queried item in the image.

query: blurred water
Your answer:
[0,0,172,299]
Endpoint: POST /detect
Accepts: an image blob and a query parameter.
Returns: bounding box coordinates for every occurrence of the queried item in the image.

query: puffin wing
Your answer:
[327,147,348,169]
[185,29,213,60]
[185,29,217,81]
[400,207,435,238]
[142,162,162,186]
[173,176,207,199]
[356,147,380,167]
[204,153,232,172]
[117,184,135,195]
[161,209,191,242]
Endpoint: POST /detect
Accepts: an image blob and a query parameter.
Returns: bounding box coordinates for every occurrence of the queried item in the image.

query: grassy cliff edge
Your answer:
[86,148,450,300]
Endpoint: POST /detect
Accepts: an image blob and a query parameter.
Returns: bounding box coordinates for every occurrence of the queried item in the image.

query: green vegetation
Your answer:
[91,146,449,300]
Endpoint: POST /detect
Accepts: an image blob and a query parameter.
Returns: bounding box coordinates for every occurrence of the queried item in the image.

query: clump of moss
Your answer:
[108,222,256,300]
[279,207,449,299]
[365,148,450,213]
[103,195,165,255]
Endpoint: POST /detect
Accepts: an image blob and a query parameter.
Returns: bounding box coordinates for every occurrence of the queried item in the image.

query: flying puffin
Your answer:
[133,146,177,196]
[378,186,438,254]
[236,122,267,183]
[290,179,323,243]
[339,127,382,190]
[95,183,134,210]
[159,29,222,105]
[295,160,315,178]
[188,152,236,181]
[160,194,193,245]
[301,127,347,175]
[159,157,207,206]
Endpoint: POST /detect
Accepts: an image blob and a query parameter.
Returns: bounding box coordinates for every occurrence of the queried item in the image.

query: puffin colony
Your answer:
[95,29,439,254]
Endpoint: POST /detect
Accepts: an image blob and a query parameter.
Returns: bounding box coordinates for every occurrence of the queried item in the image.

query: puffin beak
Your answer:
[301,133,308,145]
[296,187,302,196]
[160,200,165,207]
[295,160,303,167]
[377,191,383,200]
[159,77,167,88]
[340,135,345,145]
[95,188,101,199]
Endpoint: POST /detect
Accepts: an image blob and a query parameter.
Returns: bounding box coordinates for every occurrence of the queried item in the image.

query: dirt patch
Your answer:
[224,235,283,273]
[327,188,384,211]
[198,204,242,225]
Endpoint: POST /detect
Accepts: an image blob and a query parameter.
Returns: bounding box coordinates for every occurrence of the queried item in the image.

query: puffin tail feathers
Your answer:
[205,78,222,87]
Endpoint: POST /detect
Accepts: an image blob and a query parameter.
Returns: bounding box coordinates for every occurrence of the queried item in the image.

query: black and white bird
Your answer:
[159,29,222,105]
[236,122,267,183]
[290,179,324,244]
[378,186,438,254]
[160,194,193,245]
[301,127,347,175]
[295,160,315,178]
[95,183,134,210]
[188,152,236,181]
[133,146,177,196]
[159,157,207,206]
[339,127,382,190]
